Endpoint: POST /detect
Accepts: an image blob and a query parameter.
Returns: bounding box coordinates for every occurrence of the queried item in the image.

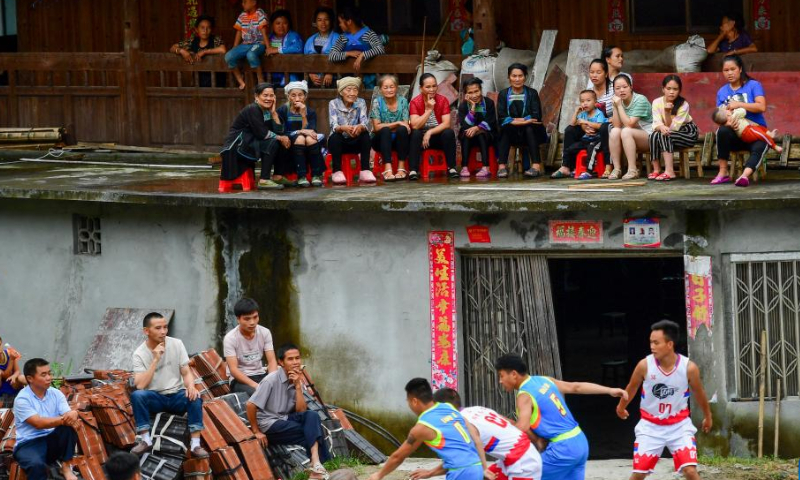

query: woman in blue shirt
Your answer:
[304,7,337,88]
[711,55,769,186]
[266,9,303,87]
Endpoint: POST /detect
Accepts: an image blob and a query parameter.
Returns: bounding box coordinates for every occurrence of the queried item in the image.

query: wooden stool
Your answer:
[730,150,767,181]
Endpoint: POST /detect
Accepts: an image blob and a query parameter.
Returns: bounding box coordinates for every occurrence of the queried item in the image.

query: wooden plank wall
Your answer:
[496,0,800,54]
[14,0,459,54]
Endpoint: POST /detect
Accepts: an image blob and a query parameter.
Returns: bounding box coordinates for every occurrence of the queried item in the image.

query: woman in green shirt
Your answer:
[606,75,652,180]
[370,74,410,181]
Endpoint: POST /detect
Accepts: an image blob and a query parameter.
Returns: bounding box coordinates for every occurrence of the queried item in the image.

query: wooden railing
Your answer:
[0,52,462,150]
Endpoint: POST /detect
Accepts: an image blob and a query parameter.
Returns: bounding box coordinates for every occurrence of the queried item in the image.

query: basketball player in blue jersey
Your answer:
[367,378,495,480]
[495,354,628,480]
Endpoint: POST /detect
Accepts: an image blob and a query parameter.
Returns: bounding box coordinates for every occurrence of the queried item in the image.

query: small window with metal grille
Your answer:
[73,214,101,255]
[731,254,800,400]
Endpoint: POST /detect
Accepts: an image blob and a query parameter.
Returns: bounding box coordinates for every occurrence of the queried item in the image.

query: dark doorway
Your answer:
[548,257,687,459]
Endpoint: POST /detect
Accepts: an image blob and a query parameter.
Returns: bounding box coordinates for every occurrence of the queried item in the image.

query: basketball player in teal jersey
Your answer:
[367,378,494,480]
[495,354,628,480]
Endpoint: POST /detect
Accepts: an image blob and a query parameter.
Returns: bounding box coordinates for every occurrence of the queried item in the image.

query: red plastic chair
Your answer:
[420,149,448,179]
[573,150,606,179]
[466,146,498,177]
[218,168,255,193]
[327,153,362,186]
[372,152,400,177]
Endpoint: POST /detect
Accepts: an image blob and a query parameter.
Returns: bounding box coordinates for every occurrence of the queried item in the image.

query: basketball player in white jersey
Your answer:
[616,320,712,480]
[411,388,542,480]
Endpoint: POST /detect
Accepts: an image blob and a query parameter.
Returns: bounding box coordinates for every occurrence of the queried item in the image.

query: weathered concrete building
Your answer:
[1,161,798,458]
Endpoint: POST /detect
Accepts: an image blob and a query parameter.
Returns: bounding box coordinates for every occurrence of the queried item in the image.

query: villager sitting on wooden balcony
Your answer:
[278,81,326,188]
[246,344,331,479]
[12,358,80,480]
[0,334,26,407]
[706,12,757,56]
[711,55,770,187]
[371,74,411,181]
[408,74,458,180]
[220,83,292,190]
[329,6,386,90]
[552,89,607,179]
[224,298,278,397]
[606,75,652,180]
[169,14,227,88]
[328,76,376,185]
[497,63,548,178]
[648,75,698,181]
[304,7,337,88]
[600,46,632,87]
[267,9,304,87]
[129,312,208,458]
[458,78,498,179]
[225,0,269,90]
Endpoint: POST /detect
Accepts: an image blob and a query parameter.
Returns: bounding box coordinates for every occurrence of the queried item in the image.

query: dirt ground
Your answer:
[353,458,799,480]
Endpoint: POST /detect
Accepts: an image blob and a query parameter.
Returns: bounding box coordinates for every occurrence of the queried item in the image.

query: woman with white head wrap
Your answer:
[277,80,324,187]
[327,76,376,185]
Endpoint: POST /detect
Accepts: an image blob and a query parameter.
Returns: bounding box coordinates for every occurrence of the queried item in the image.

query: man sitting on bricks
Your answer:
[224,297,278,397]
[130,312,208,458]
[12,358,80,480]
[247,343,331,479]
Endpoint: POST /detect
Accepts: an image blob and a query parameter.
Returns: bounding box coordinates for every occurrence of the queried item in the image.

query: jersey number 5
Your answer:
[549,393,567,416]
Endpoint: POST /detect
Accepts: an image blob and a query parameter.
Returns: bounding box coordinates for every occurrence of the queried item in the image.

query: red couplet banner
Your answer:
[428,231,458,390]
[184,0,202,39]
[684,256,713,339]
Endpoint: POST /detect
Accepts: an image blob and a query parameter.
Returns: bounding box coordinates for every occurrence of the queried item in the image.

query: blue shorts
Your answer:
[540,432,589,480]
[447,464,484,480]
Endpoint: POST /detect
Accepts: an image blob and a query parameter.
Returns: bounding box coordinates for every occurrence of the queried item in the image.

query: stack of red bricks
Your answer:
[0,349,275,480]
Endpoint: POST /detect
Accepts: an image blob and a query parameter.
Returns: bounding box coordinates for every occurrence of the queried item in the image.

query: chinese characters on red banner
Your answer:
[549,221,603,244]
[450,0,471,32]
[684,256,713,339]
[608,0,624,32]
[754,0,771,30]
[429,231,458,390]
[184,0,202,39]
[466,225,491,243]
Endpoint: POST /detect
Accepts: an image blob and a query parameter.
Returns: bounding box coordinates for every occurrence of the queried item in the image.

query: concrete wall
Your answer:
[0,200,220,369]
[3,198,798,456]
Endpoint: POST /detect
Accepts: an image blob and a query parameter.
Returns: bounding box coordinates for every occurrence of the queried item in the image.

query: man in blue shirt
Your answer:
[13,358,79,480]
[367,378,492,480]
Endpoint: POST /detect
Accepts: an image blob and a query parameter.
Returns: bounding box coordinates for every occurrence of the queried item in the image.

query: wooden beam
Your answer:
[558,39,602,133]
[472,0,497,53]
[530,30,557,92]
[123,0,147,146]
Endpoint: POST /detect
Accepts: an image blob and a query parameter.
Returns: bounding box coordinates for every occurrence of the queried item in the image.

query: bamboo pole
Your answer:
[429,10,454,54]
[757,329,766,458]
[419,17,427,76]
[774,378,781,458]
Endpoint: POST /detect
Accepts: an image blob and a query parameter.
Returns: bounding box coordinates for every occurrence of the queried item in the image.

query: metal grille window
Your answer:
[732,254,800,398]
[73,214,101,255]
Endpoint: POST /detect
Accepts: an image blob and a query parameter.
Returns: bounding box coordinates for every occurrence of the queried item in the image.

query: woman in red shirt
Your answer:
[408,74,458,180]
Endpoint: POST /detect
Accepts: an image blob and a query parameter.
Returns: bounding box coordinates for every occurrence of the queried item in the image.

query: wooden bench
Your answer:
[642,132,713,179]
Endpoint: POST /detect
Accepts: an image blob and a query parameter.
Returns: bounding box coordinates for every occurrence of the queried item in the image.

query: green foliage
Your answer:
[290,457,366,480]
[49,359,73,389]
